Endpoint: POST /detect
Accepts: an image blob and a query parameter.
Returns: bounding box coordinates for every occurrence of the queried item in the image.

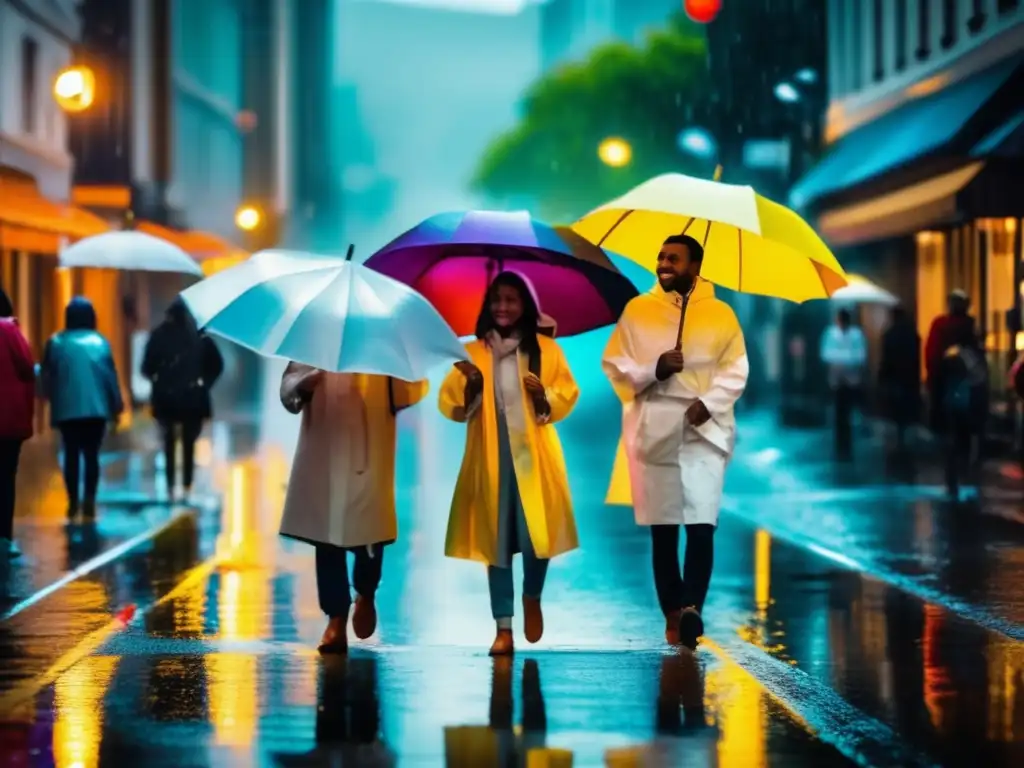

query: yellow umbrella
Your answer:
[572,170,848,303]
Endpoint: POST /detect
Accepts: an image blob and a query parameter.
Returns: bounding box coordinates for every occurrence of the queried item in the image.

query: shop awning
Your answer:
[818,162,984,246]
[790,55,1022,210]
[0,172,110,252]
[184,231,248,261]
[134,222,248,274]
[972,108,1024,156]
[135,220,196,251]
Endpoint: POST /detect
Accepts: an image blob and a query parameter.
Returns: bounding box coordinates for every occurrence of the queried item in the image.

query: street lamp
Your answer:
[598,137,632,168]
[53,65,96,113]
[677,127,717,160]
[235,205,262,232]
[773,81,801,104]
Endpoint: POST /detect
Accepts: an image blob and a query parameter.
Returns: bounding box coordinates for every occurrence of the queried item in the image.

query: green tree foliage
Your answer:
[473,15,712,221]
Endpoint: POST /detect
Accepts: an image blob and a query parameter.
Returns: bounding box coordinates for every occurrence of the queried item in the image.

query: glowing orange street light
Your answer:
[598,137,632,168]
[235,205,262,232]
[53,66,96,113]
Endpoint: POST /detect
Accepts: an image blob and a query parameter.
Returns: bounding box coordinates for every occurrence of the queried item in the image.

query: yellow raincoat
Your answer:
[439,335,580,565]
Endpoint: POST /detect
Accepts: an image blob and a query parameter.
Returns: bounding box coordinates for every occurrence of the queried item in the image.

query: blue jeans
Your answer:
[489,408,550,620]
[488,464,549,619]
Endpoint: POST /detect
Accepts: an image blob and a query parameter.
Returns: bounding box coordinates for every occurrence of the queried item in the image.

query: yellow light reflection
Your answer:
[702,642,770,768]
[206,653,257,748]
[754,530,771,613]
[922,603,950,731]
[526,748,574,767]
[52,656,120,768]
[985,634,1024,743]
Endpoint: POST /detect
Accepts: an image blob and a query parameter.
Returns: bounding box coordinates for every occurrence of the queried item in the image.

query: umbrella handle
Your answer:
[346,244,355,261]
[674,282,697,353]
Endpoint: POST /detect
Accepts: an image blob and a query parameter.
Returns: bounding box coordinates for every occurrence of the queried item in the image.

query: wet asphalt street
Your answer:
[2,337,1024,767]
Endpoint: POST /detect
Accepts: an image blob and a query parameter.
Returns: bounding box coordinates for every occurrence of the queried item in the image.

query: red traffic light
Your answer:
[684,0,722,24]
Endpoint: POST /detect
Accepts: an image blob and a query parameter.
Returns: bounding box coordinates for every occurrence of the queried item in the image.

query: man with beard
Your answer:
[602,233,748,649]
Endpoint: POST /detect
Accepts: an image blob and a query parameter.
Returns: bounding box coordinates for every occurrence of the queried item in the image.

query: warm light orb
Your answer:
[235,205,261,231]
[598,137,632,168]
[53,66,96,112]
[684,0,722,24]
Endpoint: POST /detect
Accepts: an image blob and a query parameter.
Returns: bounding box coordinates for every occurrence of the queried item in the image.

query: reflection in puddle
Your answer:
[444,658,571,767]
[52,656,119,768]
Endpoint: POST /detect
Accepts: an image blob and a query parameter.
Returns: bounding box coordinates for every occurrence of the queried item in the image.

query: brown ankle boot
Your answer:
[523,596,544,644]
[318,617,348,654]
[665,609,682,646]
[352,594,377,640]
[489,628,514,656]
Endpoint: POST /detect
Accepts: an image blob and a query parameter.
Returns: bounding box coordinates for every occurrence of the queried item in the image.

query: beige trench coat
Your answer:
[279,362,428,548]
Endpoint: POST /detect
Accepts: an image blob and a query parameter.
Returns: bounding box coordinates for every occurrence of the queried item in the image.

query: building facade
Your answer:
[66,0,298,415]
[0,0,111,435]
[701,0,828,416]
[791,0,1024,428]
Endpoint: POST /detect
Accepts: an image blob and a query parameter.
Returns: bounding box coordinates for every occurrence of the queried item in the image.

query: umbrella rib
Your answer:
[330,266,354,371]
[596,210,635,247]
[200,262,344,328]
[267,268,347,356]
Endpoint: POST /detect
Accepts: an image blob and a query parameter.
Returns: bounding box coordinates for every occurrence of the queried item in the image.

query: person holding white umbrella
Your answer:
[180,246,467,653]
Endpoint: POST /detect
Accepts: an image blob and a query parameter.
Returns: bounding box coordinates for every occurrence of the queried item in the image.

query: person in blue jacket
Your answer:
[40,297,123,520]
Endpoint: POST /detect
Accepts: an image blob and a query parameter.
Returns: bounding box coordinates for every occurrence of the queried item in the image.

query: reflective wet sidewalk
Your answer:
[727,411,1024,637]
[1,358,1023,766]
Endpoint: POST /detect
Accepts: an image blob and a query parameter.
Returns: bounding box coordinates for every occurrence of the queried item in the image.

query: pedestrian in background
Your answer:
[439,271,580,657]
[878,305,921,451]
[280,364,428,654]
[925,290,977,436]
[603,234,747,651]
[819,308,867,460]
[937,325,988,500]
[40,297,123,521]
[142,297,224,502]
[0,288,35,557]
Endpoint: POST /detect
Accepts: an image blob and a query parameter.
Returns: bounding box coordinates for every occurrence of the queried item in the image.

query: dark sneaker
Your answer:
[677,607,704,650]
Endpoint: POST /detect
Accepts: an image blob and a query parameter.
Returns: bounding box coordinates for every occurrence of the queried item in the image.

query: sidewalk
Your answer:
[726,410,1024,636]
[1,415,234,618]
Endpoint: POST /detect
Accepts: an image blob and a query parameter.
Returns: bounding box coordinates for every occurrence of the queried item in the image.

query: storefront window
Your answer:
[980,218,1018,365]
[916,231,947,376]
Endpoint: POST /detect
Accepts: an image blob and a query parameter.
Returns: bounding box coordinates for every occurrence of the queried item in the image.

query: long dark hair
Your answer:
[0,288,13,318]
[65,296,97,331]
[475,271,542,375]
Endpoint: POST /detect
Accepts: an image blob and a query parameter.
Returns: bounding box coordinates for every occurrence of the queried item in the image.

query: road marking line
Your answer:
[701,636,940,767]
[721,500,1024,641]
[2,508,197,621]
[0,552,221,717]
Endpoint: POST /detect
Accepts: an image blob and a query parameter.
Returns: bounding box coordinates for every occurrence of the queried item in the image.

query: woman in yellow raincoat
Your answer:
[439,271,579,656]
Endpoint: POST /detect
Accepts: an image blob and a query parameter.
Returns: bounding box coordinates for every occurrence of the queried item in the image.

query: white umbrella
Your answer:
[830,274,898,305]
[180,248,468,380]
[59,231,204,276]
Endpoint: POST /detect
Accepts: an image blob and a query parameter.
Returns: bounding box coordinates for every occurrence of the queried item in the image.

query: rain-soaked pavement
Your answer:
[1,345,1023,766]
